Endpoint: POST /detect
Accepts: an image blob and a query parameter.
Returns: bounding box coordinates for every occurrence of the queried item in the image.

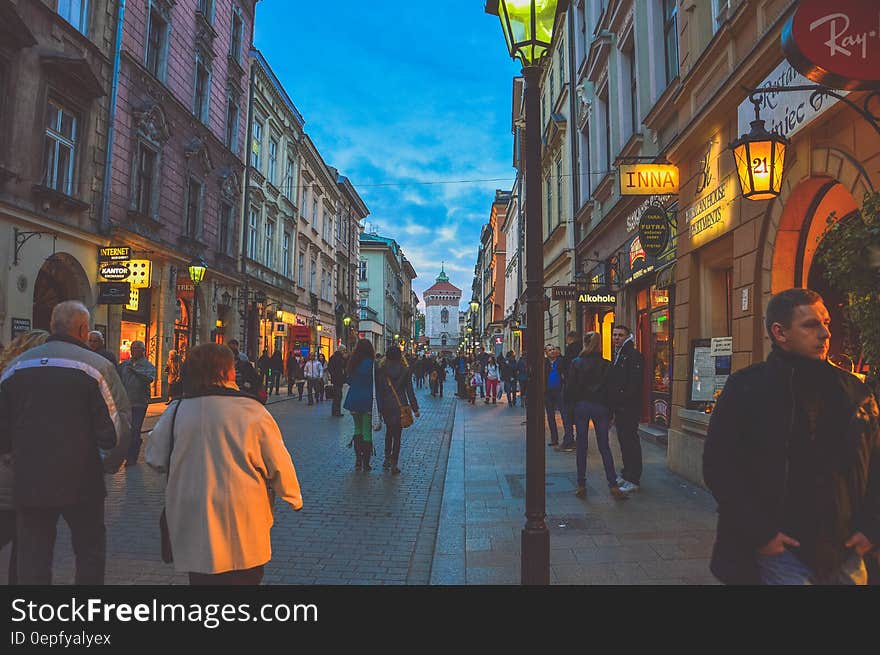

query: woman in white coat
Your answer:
[146,343,302,585]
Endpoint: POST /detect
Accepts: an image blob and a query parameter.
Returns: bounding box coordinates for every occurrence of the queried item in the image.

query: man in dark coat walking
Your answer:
[704,288,880,585]
[0,301,131,584]
[607,325,644,493]
[269,349,284,396]
[327,346,348,417]
[558,331,582,451]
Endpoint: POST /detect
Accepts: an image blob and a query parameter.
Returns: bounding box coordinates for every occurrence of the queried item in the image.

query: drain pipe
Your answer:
[99,0,126,236]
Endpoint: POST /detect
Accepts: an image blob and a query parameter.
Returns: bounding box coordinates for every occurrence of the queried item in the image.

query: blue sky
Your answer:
[254,0,521,308]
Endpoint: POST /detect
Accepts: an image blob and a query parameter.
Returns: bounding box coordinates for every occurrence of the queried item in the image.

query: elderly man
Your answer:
[0,301,130,584]
[87,330,117,365]
[118,340,157,467]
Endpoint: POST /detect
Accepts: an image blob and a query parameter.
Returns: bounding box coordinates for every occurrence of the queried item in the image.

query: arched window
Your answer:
[441,308,449,324]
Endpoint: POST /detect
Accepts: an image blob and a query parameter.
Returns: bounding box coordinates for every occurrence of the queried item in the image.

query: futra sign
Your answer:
[782,0,880,90]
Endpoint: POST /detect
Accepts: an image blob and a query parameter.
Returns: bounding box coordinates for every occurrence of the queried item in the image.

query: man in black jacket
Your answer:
[607,325,644,493]
[704,288,880,585]
[0,301,131,584]
[327,346,347,417]
[558,331,582,452]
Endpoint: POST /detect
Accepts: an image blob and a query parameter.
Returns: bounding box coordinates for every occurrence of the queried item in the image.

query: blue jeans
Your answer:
[574,400,616,487]
[757,549,867,585]
[126,405,148,465]
[545,387,564,444]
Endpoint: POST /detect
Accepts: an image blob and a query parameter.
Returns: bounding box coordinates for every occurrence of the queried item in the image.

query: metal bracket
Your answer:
[745,84,880,137]
[14,227,57,265]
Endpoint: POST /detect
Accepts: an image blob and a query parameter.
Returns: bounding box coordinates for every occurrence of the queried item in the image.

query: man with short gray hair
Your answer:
[118,340,157,467]
[87,330,116,365]
[0,300,131,584]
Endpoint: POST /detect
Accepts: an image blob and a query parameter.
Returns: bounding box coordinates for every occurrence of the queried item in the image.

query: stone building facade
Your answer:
[104,0,257,395]
[0,0,117,345]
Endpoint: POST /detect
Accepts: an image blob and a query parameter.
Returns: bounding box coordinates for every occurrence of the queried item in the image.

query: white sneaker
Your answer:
[618,480,640,493]
[616,475,626,487]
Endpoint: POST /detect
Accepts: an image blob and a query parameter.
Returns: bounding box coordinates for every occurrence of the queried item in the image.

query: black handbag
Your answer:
[159,400,181,564]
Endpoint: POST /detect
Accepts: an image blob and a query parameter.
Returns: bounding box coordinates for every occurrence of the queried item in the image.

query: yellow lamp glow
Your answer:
[488,0,564,66]
[730,114,788,201]
[188,256,208,286]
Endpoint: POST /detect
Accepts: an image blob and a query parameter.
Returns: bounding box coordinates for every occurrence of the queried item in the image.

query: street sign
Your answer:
[551,285,578,301]
[638,205,670,257]
[11,317,30,339]
[99,263,131,281]
[98,246,131,262]
[97,282,131,305]
[782,0,880,90]
[710,336,733,357]
[619,164,679,195]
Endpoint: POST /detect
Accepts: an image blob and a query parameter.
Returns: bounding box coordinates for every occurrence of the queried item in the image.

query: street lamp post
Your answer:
[188,256,208,350]
[486,0,566,585]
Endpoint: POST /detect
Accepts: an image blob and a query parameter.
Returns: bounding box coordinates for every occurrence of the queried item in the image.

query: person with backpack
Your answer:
[569,332,628,501]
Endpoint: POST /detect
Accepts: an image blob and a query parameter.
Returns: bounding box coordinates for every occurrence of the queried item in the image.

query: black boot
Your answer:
[354,436,363,471]
[362,443,373,471]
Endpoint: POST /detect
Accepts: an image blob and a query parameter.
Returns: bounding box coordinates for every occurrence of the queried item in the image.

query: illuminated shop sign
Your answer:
[619,165,679,195]
[98,246,131,262]
[684,176,735,245]
[578,293,617,305]
[99,263,130,281]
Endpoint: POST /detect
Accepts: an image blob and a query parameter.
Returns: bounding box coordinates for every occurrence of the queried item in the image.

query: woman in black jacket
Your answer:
[570,332,627,501]
[375,347,420,474]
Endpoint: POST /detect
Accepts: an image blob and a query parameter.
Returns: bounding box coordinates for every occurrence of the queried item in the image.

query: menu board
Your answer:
[690,338,732,405]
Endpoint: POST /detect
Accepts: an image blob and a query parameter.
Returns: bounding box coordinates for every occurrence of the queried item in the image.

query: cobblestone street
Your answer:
[1,386,455,585]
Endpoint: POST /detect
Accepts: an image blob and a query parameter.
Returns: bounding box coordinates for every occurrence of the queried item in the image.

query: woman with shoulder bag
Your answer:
[146,344,302,585]
[375,346,420,474]
[343,340,377,472]
[571,332,627,501]
[0,329,50,585]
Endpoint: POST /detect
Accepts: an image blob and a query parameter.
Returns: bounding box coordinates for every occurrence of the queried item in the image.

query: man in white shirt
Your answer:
[303,353,324,406]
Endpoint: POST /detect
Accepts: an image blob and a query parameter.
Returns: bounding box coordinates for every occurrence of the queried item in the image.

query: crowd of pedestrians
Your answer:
[1,286,876,586]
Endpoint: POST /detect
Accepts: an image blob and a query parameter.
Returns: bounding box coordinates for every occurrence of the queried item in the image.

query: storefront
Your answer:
[666,53,879,484]
[174,273,194,357]
[583,196,678,432]
[619,221,676,430]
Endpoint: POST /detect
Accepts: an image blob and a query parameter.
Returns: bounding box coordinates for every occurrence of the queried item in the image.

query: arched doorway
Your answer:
[769,178,865,374]
[32,253,92,331]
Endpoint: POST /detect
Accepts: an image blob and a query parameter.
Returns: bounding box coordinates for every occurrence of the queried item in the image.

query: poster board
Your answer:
[688,338,732,407]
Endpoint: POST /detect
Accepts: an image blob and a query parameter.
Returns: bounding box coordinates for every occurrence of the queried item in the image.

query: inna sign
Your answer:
[619,164,679,196]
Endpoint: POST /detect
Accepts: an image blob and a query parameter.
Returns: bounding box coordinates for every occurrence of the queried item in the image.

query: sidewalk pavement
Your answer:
[431,396,720,585]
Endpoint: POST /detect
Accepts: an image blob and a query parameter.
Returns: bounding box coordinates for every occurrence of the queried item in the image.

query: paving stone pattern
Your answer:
[21,387,455,585]
[433,398,720,585]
